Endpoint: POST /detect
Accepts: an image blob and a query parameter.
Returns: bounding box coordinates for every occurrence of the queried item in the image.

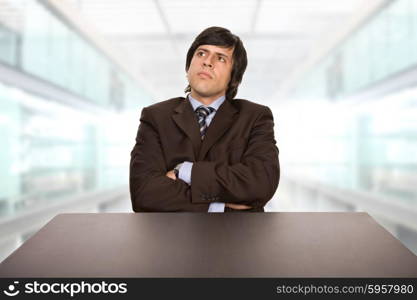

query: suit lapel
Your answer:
[198,99,239,161]
[172,98,202,158]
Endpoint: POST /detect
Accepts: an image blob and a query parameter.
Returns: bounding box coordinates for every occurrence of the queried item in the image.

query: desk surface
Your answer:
[1,212,416,277]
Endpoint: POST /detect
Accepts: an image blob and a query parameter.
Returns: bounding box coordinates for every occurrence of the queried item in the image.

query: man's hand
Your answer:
[166,169,251,210]
[166,170,176,180]
[225,203,252,210]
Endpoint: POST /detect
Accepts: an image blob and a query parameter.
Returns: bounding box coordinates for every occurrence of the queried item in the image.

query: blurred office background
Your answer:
[1,0,417,261]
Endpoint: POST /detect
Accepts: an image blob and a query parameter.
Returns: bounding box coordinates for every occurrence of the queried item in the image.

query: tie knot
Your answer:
[195,106,215,118]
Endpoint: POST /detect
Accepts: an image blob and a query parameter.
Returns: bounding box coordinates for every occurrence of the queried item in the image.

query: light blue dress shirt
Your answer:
[178,94,226,213]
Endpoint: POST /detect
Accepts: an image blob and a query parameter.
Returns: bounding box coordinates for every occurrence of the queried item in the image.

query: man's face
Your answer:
[187,44,234,99]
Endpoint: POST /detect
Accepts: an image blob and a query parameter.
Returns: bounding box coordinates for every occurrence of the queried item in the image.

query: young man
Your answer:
[129,27,279,212]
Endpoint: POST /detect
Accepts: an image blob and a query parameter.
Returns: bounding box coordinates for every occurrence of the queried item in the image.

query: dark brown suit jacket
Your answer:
[129,97,280,212]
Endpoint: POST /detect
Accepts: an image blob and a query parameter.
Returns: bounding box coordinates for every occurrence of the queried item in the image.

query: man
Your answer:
[129,26,279,212]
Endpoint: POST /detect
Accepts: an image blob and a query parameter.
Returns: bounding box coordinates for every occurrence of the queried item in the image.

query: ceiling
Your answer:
[25,0,367,103]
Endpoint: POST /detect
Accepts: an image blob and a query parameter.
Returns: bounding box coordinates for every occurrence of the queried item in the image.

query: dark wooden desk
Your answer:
[0,212,416,277]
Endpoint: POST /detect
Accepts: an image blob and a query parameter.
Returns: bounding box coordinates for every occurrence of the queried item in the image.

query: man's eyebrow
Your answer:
[197,47,230,59]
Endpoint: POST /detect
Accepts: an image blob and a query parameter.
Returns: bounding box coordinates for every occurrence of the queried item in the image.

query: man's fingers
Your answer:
[166,170,176,180]
[225,203,252,210]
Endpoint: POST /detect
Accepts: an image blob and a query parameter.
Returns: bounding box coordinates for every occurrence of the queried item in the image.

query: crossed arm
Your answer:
[165,169,251,210]
[129,106,280,212]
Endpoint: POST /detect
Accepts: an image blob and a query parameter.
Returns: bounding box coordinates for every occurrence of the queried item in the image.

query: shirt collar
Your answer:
[187,94,226,111]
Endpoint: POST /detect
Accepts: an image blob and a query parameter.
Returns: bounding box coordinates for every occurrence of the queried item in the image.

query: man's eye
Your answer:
[219,57,225,62]
[197,51,205,56]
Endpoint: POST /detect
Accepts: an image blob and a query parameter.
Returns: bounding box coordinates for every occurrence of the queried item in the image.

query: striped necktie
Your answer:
[195,105,215,139]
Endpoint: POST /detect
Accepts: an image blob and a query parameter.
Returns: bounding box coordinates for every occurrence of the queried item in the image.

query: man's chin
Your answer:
[191,87,220,98]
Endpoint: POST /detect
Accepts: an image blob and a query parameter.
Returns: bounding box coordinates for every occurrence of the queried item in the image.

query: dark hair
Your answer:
[184,26,247,100]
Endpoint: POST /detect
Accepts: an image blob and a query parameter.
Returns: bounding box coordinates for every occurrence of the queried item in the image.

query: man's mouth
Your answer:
[197,72,212,79]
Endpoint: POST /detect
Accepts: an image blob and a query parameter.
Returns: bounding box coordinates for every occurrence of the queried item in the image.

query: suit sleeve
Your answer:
[129,107,210,212]
[190,106,280,208]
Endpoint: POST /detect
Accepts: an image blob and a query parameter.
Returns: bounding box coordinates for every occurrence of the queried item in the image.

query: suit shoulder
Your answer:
[145,97,184,112]
[232,98,271,113]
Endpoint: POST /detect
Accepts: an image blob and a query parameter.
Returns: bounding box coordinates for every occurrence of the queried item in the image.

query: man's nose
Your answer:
[203,56,213,68]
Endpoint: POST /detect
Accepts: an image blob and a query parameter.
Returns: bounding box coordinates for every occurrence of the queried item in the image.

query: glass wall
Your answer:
[0,23,18,65]
[0,0,151,217]
[294,0,417,100]
[0,0,149,110]
[284,0,417,206]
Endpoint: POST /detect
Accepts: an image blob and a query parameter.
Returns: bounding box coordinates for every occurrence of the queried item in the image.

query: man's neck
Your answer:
[190,91,225,106]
